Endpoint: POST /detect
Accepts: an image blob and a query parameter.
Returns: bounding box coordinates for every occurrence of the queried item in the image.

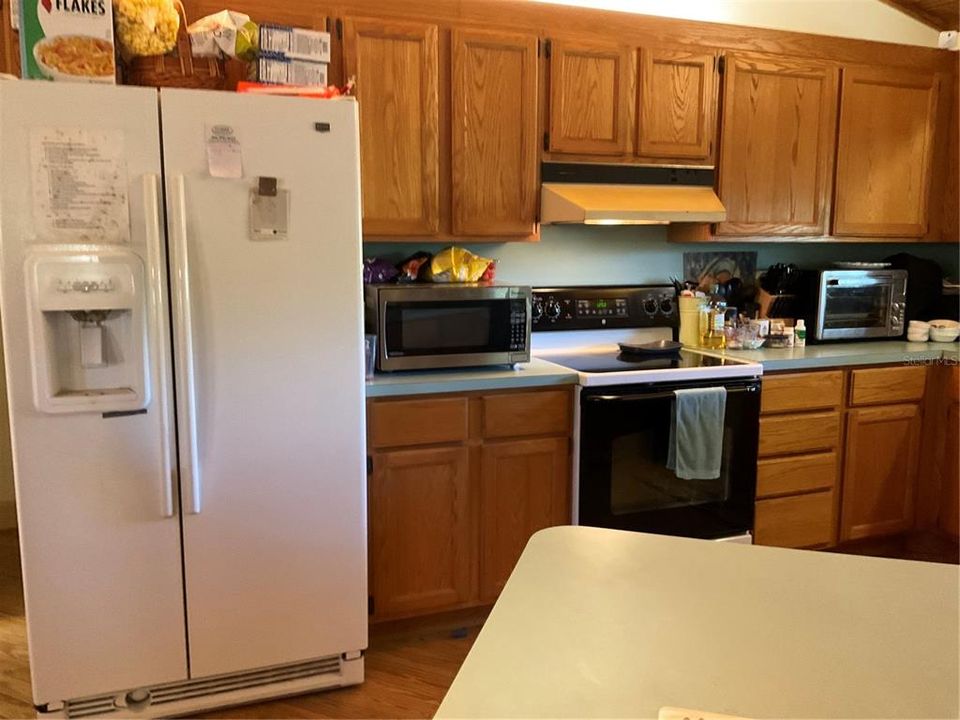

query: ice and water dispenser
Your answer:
[25,247,149,413]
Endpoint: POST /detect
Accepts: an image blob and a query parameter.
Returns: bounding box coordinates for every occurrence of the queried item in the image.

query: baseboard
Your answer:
[0,500,16,530]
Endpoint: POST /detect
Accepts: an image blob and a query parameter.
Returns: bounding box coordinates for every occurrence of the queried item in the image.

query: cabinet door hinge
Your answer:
[543,131,550,152]
[335,18,343,41]
[544,38,552,59]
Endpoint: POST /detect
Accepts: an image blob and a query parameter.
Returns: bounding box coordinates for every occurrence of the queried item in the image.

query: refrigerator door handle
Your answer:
[170,175,203,514]
[143,174,176,518]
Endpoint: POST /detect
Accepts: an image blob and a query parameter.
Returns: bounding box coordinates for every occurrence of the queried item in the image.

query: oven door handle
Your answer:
[586,386,758,403]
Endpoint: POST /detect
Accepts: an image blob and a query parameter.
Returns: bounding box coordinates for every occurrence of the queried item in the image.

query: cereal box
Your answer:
[19,0,116,83]
[254,56,328,87]
[259,24,331,63]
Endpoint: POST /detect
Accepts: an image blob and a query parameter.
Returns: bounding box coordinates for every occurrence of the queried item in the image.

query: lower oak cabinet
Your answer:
[754,370,843,549]
[368,446,473,619]
[841,403,923,541]
[367,387,573,622]
[754,365,930,550]
[479,437,569,600]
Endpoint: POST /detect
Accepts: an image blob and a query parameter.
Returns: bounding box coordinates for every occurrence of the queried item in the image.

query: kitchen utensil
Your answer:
[618,340,683,356]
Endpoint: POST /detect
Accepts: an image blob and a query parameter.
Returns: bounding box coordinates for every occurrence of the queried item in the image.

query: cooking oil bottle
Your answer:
[698,286,727,350]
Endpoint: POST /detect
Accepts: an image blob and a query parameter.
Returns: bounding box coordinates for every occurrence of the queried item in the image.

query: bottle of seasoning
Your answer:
[795,319,807,347]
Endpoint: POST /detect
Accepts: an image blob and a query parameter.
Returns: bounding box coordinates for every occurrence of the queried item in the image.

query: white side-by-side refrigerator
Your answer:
[0,82,367,717]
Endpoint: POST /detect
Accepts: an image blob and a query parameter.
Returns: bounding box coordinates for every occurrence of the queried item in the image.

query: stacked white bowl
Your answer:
[929,319,960,343]
[907,320,930,342]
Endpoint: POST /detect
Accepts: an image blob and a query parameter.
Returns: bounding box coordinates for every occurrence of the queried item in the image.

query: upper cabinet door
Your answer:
[717,54,838,237]
[451,30,539,236]
[636,49,716,162]
[548,39,633,155]
[342,18,440,236]
[833,67,940,238]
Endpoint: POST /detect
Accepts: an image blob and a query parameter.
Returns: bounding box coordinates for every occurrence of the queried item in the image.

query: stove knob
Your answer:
[642,298,658,315]
[532,299,544,321]
[659,298,674,315]
[546,299,562,320]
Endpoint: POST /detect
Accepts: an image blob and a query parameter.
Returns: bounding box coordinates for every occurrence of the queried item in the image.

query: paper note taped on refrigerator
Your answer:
[30,127,130,243]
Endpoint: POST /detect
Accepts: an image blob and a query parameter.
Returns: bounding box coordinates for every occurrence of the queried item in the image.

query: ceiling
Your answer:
[879,0,959,29]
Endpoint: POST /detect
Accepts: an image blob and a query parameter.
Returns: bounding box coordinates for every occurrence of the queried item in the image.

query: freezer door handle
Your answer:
[143,174,176,518]
[170,175,203,514]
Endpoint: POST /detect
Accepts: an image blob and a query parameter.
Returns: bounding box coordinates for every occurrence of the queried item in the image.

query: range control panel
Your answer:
[532,285,678,331]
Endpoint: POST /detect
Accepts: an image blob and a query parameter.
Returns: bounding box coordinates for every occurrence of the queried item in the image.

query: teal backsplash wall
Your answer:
[364,226,960,286]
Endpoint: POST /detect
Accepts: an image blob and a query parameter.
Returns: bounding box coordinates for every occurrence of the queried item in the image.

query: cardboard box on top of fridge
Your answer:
[259,24,331,63]
[19,0,116,83]
[253,56,328,87]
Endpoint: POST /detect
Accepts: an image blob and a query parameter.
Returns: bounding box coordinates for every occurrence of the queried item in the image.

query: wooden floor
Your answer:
[0,527,956,719]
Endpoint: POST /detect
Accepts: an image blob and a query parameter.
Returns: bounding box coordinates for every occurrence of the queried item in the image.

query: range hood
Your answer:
[540,163,726,225]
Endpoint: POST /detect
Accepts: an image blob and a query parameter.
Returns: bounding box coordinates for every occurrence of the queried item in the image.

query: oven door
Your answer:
[378,287,530,371]
[817,272,901,340]
[578,379,760,539]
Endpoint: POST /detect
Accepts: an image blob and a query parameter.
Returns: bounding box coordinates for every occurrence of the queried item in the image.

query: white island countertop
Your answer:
[437,526,959,720]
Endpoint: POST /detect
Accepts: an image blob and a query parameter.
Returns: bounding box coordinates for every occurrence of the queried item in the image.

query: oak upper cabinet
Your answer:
[833,67,940,238]
[451,30,539,236]
[342,17,440,236]
[636,49,717,163]
[479,437,569,600]
[547,39,633,155]
[841,404,922,542]
[716,54,838,236]
[368,446,473,620]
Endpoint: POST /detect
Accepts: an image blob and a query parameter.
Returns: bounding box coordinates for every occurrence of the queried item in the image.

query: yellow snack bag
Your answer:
[430,247,493,283]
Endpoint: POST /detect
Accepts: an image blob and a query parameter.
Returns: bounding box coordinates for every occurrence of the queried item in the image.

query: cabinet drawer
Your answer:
[755,490,835,548]
[849,366,927,407]
[759,411,840,457]
[368,397,469,449]
[757,452,837,498]
[482,390,571,439]
[761,371,843,414]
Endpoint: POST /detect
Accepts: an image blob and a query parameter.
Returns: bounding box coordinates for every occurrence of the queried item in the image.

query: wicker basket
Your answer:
[123,1,224,90]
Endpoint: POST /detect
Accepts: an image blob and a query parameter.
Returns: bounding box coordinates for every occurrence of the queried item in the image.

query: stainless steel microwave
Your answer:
[364,284,532,371]
[805,269,907,341]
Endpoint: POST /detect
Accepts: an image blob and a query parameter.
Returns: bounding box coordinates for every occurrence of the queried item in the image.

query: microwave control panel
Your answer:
[532,285,678,331]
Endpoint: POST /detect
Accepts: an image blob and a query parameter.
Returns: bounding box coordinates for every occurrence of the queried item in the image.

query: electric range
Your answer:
[532,285,761,542]
[531,285,761,385]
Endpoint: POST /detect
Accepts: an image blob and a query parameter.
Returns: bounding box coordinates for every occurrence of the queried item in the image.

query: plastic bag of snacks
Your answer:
[362,258,399,285]
[429,247,495,283]
[187,10,258,61]
[114,0,181,59]
[396,252,432,283]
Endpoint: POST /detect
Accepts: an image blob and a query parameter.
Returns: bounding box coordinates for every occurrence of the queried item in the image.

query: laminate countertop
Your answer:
[364,357,578,398]
[707,340,959,372]
[365,342,958,398]
[437,526,959,720]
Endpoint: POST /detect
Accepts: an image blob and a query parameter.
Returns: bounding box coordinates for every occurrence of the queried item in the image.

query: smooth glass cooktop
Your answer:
[543,349,740,374]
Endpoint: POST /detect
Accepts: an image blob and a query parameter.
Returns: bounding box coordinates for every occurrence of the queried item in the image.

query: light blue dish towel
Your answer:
[666,386,727,480]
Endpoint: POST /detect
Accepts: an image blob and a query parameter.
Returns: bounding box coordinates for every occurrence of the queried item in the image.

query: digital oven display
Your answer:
[576,298,628,318]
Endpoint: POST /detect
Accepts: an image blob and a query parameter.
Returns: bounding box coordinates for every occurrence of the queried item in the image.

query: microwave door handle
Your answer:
[586,386,758,403]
